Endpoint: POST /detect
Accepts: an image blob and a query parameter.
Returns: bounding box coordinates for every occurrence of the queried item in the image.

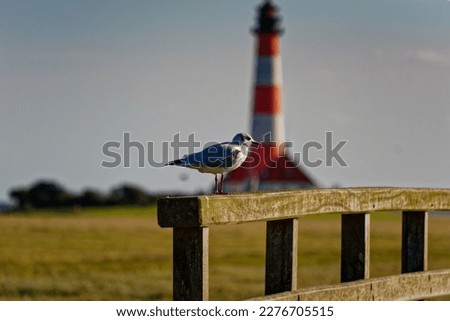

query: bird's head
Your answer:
[232,133,261,147]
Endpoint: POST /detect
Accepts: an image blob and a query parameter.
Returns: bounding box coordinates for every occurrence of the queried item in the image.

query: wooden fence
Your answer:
[157,187,450,300]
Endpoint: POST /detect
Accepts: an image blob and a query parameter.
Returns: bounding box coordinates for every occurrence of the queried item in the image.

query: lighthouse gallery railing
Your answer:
[157,187,450,300]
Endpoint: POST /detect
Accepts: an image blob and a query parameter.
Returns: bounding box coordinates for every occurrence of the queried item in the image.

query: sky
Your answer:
[1,0,450,202]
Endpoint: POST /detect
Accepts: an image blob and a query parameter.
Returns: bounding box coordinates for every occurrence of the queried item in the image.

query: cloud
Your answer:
[416,50,446,63]
[413,49,450,67]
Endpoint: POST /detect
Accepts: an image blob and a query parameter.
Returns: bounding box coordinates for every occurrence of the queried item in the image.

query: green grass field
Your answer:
[0,206,449,300]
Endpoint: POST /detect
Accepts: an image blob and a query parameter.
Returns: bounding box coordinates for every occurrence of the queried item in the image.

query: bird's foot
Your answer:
[214,191,228,195]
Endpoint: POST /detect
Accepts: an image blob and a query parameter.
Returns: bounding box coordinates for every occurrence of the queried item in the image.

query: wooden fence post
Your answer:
[402,211,428,273]
[265,218,298,295]
[173,227,209,300]
[341,213,370,282]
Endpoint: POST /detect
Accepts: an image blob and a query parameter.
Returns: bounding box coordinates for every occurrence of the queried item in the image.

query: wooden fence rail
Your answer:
[157,187,450,301]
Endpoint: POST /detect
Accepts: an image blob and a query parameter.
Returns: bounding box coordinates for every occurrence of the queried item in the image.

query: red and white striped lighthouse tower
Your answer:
[225,0,315,192]
[251,0,284,148]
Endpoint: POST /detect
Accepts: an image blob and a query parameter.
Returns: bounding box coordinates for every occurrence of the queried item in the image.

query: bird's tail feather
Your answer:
[165,159,184,166]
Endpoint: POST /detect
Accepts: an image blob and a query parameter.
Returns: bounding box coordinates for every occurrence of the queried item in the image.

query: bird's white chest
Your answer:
[228,147,246,170]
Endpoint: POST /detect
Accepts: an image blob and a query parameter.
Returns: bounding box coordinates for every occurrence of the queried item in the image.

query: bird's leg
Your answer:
[216,174,228,194]
[220,174,225,193]
[214,174,219,194]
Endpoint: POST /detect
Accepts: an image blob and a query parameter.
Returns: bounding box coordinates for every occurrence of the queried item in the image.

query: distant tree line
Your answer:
[9,180,165,210]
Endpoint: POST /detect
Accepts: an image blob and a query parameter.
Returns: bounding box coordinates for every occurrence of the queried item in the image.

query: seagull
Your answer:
[166,133,261,194]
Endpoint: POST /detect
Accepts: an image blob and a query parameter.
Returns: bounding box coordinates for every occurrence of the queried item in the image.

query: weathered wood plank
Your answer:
[341,213,370,282]
[249,269,450,301]
[265,219,298,295]
[173,227,209,301]
[158,198,200,227]
[402,211,428,273]
[158,187,450,227]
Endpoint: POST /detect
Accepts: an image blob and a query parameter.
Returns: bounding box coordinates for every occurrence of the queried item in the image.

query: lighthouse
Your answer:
[225,0,315,192]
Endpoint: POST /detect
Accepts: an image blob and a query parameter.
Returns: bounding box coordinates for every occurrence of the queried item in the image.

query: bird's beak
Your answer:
[252,140,262,146]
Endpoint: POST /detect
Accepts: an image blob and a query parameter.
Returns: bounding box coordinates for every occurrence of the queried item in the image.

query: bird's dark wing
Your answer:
[179,143,236,169]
